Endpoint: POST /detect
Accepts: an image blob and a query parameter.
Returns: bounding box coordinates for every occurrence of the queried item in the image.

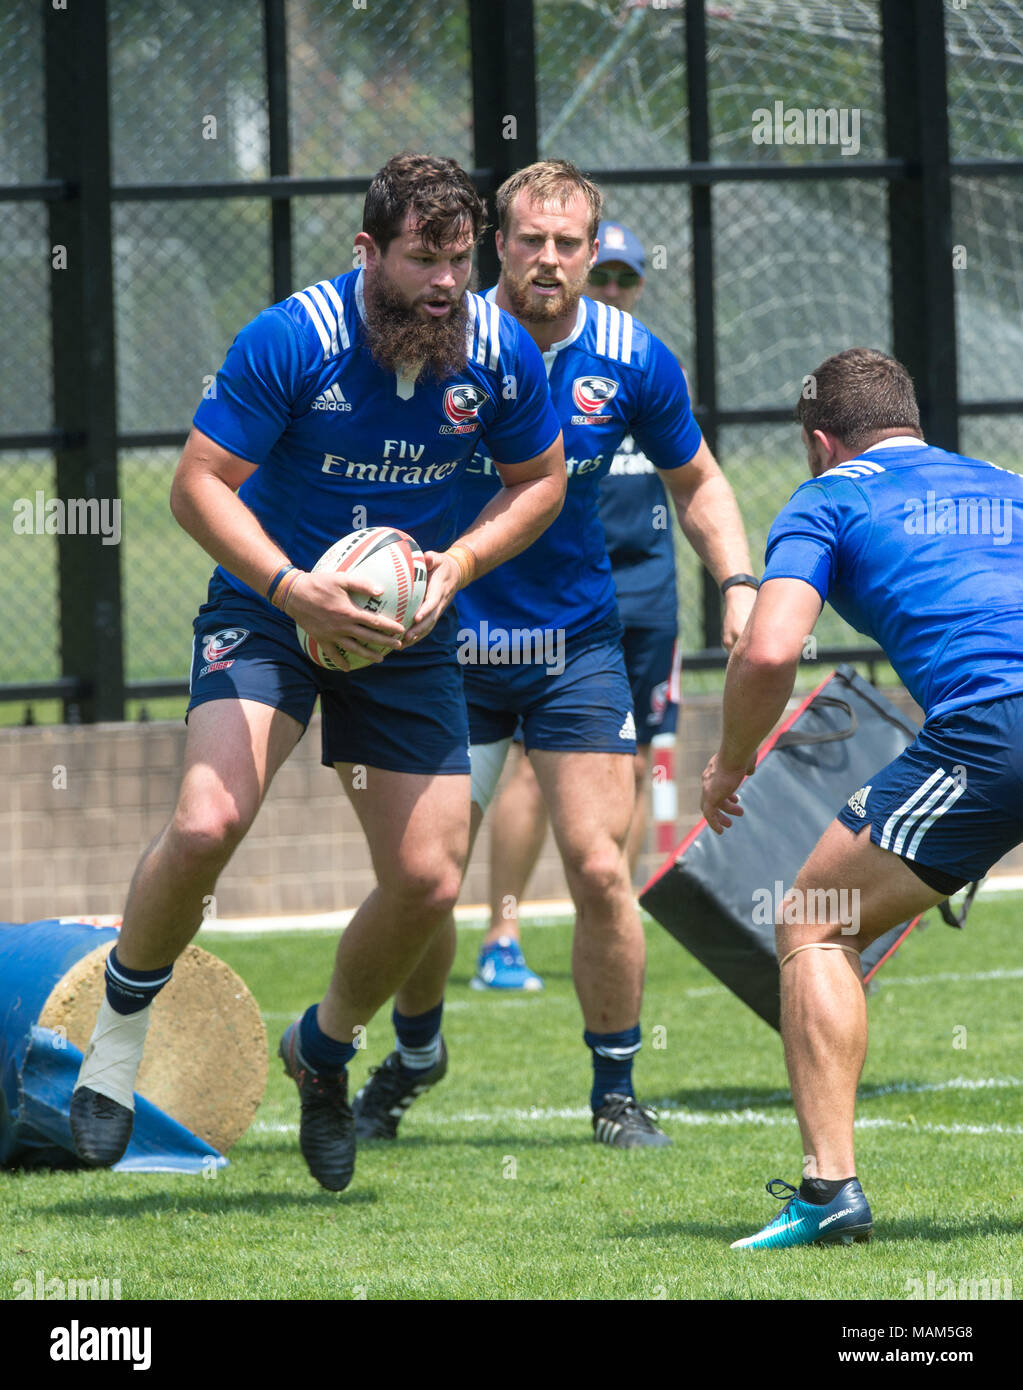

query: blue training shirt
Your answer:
[763,437,1023,719]
[192,268,561,654]
[456,293,702,639]
[598,436,678,631]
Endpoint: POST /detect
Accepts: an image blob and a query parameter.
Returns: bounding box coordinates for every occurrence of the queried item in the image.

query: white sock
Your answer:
[73,999,152,1111]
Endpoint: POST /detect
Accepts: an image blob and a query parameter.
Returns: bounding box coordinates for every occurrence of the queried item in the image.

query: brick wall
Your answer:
[1,685,1017,922]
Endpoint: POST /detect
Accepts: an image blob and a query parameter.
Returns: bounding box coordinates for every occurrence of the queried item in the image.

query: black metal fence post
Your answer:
[882,0,959,450]
[264,0,293,302]
[469,0,539,289]
[44,0,123,722]
[686,0,723,651]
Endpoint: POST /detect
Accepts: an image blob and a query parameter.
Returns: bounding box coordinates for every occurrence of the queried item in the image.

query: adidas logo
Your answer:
[847,785,871,818]
[312,382,351,412]
[618,711,636,741]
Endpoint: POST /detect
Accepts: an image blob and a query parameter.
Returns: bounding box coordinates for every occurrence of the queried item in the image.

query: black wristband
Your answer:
[720,573,760,594]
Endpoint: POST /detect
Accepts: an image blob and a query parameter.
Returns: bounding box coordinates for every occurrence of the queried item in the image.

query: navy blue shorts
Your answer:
[188,578,470,776]
[621,625,679,745]
[835,692,1023,883]
[464,616,637,755]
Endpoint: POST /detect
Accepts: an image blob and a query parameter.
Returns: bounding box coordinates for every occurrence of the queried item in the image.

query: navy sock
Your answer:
[104,947,174,1016]
[584,1025,641,1111]
[298,1004,357,1072]
[393,1002,444,1074]
[798,1176,855,1205]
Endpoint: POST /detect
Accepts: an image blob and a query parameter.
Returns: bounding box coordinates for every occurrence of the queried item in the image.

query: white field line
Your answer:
[253,1108,1023,1139]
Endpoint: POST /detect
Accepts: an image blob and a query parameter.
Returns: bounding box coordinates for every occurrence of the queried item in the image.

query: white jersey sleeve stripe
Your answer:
[317,280,350,350]
[620,310,633,364]
[292,290,331,356]
[465,295,479,359]
[306,284,340,357]
[595,301,607,357]
[487,298,500,371]
[608,304,621,360]
[475,295,489,366]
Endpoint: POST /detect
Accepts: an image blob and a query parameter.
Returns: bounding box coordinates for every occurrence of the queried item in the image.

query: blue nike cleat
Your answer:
[470,936,544,991]
[731,1177,873,1250]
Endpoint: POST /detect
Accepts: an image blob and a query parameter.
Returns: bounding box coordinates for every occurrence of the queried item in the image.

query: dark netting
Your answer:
[109,0,269,184]
[119,449,215,685]
[961,415,1023,475]
[953,177,1023,404]
[1,452,59,687]
[946,0,1023,160]
[713,180,891,411]
[0,3,45,183]
[1,202,54,434]
[287,0,472,178]
[707,0,884,164]
[114,200,272,434]
[291,195,367,294]
[537,0,689,167]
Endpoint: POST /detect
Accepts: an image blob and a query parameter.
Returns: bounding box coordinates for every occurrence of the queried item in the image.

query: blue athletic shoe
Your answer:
[470,936,544,991]
[731,1178,873,1250]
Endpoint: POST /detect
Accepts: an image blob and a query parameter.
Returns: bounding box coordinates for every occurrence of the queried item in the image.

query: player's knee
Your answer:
[565,843,629,902]
[168,803,251,870]
[386,861,463,919]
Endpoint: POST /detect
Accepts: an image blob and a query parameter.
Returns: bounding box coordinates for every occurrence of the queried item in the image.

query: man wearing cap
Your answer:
[476,221,686,991]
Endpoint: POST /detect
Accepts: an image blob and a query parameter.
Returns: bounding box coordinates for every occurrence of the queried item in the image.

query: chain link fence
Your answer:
[2,0,1022,719]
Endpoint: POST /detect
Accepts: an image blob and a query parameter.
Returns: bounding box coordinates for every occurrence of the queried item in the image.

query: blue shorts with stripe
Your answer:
[835,693,1023,883]
[187,576,470,776]
[463,615,637,755]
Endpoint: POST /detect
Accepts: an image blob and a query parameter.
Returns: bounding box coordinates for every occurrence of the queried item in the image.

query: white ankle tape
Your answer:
[778,942,861,970]
[73,998,152,1111]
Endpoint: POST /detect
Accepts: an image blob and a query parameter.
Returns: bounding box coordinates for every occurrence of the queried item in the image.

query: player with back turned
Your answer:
[68,153,565,1193]
[354,161,756,1149]
[702,347,1023,1248]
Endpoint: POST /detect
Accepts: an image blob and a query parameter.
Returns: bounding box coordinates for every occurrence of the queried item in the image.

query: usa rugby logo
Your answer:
[572,375,618,424]
[202,628,250,663]
[441,384,490,434]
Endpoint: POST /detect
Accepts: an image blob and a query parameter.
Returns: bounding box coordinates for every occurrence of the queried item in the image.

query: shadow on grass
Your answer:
[445,970,574,990]
[607,1213,1017,1245]
[30,1184,379,1219]
[656,1080,965,1112]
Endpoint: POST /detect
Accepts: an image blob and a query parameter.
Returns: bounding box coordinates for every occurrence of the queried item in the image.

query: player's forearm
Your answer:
[674,470,753,586]
[455,471,565,579]
[170,470,291,599]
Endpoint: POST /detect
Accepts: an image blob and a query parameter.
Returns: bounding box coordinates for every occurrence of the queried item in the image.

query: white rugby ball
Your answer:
[296,527,428,671]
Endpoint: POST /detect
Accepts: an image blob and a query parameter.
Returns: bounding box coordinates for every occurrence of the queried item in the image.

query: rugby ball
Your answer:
[296,527,428,671]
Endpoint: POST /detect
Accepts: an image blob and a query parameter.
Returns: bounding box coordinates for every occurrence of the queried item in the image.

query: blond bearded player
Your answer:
[69,154,565,1192]
[354,161,756,1149]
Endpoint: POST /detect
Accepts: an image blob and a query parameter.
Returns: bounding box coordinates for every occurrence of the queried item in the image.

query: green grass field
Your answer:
[2,896,1021,1302]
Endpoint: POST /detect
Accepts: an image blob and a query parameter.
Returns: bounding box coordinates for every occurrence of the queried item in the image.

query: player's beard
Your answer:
[362,265,472,382]
[500,259,589,325]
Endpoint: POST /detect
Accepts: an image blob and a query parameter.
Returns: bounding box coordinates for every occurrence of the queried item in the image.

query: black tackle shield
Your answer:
[640,666,973,1030]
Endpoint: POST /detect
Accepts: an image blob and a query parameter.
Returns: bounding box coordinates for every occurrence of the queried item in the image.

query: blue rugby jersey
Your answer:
[192,268,561,646]
[456,293,702,639]
[763,437,1023,718]
[597,436,678,631]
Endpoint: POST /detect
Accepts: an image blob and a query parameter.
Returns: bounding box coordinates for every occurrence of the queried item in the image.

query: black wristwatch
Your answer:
[720,573,760,595]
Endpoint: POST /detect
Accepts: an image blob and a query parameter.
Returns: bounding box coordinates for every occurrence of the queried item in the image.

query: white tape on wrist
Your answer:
[73,997,152,1111]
